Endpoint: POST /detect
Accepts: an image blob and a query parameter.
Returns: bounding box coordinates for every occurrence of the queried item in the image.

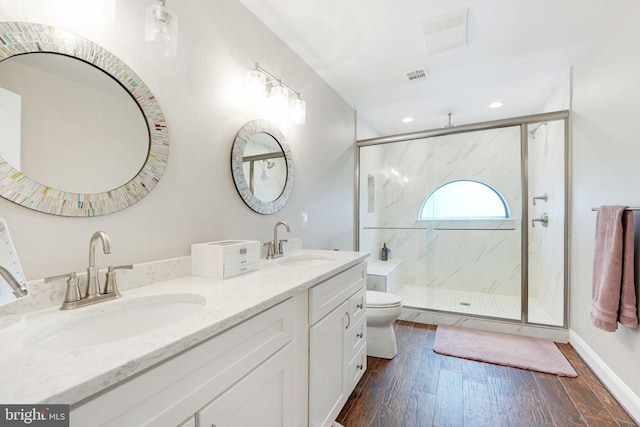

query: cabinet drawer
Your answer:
[221,243,260,262]
[348,286,366,325]
[345,314,366,361]
[223,261,259,278]
[309,262,366,324]
[71,298,294,427]
[347,344,367,394]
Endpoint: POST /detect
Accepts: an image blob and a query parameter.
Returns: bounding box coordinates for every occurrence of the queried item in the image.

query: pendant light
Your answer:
[144,0,179,57]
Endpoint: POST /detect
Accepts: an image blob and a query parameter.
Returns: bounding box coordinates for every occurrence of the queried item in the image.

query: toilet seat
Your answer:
[366,290,402,308]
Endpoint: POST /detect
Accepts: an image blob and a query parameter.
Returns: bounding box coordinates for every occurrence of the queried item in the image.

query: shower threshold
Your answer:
[397,284,557,325]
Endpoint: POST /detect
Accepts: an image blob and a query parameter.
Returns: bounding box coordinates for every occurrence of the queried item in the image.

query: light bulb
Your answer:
[245,70,266,99]
[270,85,289,122]
[144,1,179,57]
[290,98,306,125]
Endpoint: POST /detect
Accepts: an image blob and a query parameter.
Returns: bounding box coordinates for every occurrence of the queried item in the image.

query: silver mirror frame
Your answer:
[231,120,294,214]
[0,22,169,216]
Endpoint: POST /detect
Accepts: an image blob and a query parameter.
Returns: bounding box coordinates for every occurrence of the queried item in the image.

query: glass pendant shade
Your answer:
[245,70,266,99]
[270,85,290,120]
[290,98,306,124]
[144,1,178,57]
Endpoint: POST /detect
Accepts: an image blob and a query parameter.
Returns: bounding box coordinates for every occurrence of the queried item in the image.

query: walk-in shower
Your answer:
[356,111,568,328]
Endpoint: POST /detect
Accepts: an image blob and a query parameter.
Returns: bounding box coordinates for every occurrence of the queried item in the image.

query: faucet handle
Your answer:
[277,239,288,255]
[263,241,276,258]
[46,272,81,304]
[103,264,132,295]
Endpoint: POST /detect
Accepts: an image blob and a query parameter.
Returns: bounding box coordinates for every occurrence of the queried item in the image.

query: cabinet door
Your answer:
[196,343,295,427]
[309,300,349,427]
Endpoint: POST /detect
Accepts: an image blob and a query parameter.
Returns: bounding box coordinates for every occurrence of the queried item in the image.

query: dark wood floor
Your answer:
[336,321,637,427]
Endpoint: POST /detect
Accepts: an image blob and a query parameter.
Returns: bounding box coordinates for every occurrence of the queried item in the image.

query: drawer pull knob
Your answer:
[357,364,364,370]
[356,303,363,309]
[345,311,351,329]
[356,332,363,339]
[240,248,247,254]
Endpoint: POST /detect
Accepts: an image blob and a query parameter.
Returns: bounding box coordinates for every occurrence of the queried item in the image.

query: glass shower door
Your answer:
[422,126,522,319]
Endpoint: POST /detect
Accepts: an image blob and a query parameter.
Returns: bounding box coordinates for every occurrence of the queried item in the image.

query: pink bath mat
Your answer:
[433,325,577,377]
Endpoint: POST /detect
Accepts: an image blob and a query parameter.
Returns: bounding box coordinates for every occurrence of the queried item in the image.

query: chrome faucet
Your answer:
[0,266,27,298]
[265,221,290,259]
[86,231,111,298]
[45,231,124,310]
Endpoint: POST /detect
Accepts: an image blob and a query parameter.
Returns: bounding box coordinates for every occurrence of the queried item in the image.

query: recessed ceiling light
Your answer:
[402,117,414,123]
[489,101,503,109]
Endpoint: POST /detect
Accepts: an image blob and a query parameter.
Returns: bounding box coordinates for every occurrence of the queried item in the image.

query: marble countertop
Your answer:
[0,249,368,406]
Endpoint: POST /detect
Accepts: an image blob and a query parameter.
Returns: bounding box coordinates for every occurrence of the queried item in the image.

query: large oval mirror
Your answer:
[231,120,294,214]
[0,22,168,216]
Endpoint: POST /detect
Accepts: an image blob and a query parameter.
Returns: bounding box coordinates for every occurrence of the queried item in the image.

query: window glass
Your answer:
[419,180,509,218]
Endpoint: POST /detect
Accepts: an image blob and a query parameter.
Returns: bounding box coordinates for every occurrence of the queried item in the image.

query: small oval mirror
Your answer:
[231,120,294,214]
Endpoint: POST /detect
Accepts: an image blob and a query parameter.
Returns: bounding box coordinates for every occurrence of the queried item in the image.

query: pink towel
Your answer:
[591,206,638,332]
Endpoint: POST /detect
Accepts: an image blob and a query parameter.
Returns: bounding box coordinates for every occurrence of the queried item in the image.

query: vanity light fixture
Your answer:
[402,117,414,123]
[489,101,503,109]
[245,63,307,125]
[144,0,179,57]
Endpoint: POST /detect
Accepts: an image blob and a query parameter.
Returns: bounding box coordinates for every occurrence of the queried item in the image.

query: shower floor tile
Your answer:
[397,284,556,324]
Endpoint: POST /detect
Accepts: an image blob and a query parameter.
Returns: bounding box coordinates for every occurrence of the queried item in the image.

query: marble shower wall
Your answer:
[360,126,523,296]
[527,120,566,325]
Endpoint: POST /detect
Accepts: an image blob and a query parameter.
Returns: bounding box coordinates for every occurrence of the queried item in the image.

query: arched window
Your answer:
[419,180,509,219]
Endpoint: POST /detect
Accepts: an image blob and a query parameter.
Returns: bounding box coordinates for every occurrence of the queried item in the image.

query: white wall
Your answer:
[571,1,640,418]
[0,0,356,280]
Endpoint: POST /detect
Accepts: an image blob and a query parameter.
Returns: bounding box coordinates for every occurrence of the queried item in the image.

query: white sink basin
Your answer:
[277,254,336,266]
[23,293,206,351]
[0,315,25,336]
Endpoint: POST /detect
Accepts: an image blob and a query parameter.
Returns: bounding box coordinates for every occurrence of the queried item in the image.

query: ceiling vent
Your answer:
[406,68,429,82]
[420,8,468,54]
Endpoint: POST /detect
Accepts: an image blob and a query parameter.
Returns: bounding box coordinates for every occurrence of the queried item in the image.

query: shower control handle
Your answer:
[532,213,549,228]
[533,193,548,205]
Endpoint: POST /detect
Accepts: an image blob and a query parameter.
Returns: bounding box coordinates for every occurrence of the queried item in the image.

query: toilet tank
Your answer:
[367,260,401,293]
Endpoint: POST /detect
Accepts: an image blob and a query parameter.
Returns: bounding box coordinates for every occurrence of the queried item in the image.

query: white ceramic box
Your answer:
[191,240,260,279]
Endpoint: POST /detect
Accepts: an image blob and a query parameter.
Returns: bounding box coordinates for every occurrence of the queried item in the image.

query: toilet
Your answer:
[366,260,403,359]
[366,290,403,359]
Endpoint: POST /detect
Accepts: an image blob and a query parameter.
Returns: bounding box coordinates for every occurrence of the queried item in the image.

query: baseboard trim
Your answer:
[569,329,640,424]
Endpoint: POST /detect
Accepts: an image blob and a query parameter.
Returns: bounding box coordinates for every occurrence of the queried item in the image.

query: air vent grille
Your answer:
[420,8,468,54]
[406,69,429,81]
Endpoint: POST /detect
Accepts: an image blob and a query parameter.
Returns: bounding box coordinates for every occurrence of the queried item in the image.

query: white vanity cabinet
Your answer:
[308,262,367,427]
[70,298,297,427]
